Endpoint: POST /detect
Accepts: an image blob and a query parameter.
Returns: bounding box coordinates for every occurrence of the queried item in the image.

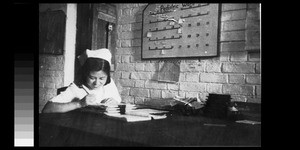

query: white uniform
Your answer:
[49,78,121,105]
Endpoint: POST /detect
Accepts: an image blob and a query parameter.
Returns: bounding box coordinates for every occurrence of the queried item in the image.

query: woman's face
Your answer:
[86,70,108,90]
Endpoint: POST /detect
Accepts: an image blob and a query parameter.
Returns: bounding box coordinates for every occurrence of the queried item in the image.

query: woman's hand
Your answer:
[101,98,119,106]
[82,94,98,106]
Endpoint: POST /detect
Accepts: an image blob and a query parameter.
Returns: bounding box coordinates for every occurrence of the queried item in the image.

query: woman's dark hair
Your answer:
[75,58,111,86]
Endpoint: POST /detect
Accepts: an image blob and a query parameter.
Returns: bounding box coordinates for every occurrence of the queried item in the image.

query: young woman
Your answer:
[42,49,121,113]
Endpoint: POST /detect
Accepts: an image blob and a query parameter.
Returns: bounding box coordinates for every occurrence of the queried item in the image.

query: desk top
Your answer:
[39,106,261,147]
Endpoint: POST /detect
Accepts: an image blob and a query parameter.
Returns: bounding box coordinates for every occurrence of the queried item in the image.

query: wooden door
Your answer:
[91,3,117,70]
[75,3,117,79]
[75,4,93,77]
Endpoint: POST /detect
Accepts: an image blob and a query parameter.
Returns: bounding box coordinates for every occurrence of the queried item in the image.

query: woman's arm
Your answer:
[41,83,88,113]
[42,100,84,113]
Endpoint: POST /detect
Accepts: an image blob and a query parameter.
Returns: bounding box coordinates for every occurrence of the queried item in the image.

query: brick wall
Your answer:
[39,4,67,113]
[39,55,65,112]
[114,3,261,104]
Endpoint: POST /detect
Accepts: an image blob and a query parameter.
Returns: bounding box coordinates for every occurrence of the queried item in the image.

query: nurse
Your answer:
[42,48,121,113]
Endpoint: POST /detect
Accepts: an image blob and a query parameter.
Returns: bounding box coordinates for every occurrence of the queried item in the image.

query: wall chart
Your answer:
[142,3,220,59]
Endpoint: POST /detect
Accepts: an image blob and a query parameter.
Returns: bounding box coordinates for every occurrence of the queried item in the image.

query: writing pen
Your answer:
[81,85,90,94]
[173,97,193,107]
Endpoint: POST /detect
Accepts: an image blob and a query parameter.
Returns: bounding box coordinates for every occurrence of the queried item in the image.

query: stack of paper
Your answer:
[126,104,137,108]
[104,107,169,122]
[125,104,137,111]
[104,105,120,115]
[125,108,168,120]
[104,113,152,122]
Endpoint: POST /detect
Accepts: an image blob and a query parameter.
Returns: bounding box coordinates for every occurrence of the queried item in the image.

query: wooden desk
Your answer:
[39,107,261,147]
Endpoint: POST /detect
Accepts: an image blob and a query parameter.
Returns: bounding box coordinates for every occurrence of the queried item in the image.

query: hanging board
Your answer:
[141,3,220,59]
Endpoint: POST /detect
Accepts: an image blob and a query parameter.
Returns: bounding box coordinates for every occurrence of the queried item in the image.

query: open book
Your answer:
[104,107,169,122]
[80,104,169,122]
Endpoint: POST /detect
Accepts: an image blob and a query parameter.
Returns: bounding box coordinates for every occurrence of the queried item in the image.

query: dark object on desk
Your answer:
[203,94,231,119]
[142,97,205,116]
[172,98,204,116]
[231,102,261,121]
[118,104,126,114]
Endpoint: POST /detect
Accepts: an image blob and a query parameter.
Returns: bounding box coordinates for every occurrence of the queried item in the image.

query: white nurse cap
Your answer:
[78,48,112,66]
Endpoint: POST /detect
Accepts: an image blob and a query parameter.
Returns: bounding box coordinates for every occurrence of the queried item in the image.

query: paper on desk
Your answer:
[125,104,137,109]
[104,113,151,122]
[104,108,168,122]
[106,107,120,111]
[235,120,261,125]
[125,109,168,119]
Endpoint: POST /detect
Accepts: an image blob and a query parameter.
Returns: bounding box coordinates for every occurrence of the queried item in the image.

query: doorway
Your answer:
[75,3,117,78]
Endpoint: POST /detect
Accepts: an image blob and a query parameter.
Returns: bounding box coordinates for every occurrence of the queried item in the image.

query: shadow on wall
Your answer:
[153,60,180,83]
